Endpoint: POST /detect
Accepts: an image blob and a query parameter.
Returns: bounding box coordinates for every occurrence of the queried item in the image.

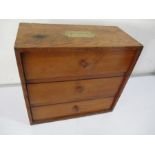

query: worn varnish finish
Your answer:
[14,23,143,124]
[22,49,136,82]
[28,77,123,106]
[15,23,142,48]
[31,97,114,122]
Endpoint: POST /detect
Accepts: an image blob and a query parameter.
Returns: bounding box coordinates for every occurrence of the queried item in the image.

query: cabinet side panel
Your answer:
[111,46,143,110]
[14,48,33,124]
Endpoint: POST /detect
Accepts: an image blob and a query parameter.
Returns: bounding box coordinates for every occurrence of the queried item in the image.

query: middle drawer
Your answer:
[28,76,123,107]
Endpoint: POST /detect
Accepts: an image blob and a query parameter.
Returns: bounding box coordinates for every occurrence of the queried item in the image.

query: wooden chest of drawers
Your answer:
[15,23,143,124]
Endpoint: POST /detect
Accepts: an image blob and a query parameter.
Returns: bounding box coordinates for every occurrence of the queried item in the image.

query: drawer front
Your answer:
[31,97,114,121]
[28,76,123,106]
[22,49,135,82]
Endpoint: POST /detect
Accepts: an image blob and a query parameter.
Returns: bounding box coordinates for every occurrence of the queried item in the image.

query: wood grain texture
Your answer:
[111,46,143,110]
[28,76,123,107]
[15,23,142,48]
[14,23,143,124]
[31,97,114,122]
[22,48,136,82]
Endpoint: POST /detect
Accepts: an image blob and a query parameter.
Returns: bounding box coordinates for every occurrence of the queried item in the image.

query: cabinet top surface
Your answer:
[15,23,142,48]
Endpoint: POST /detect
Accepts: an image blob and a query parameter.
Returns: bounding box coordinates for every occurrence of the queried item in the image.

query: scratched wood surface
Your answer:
[28,77,123,107]
[15,23,142,48]
[14,23,143,124]
[31,97,114,122]
[22,49,136,82]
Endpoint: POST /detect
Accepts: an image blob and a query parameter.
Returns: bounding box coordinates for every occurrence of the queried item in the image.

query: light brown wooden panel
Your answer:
[14,23,143,124]
[31,97,114,122]
[28,76,123,106]
[22,49,135,82]
[15,23,142,48]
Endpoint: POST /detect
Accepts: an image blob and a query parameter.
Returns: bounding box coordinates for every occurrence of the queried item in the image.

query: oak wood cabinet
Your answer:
[15,23,143,124]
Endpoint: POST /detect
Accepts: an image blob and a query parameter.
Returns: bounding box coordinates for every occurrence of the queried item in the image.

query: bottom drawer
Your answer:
[31,97,114,122]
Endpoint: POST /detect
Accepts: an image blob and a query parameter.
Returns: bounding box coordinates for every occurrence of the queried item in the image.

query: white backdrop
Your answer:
[0,19,155,84]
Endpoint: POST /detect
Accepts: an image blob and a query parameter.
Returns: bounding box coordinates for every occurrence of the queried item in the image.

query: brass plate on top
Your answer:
[64,31,95,38]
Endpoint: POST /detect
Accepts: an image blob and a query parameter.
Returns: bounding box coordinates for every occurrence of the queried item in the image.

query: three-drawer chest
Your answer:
[15,23,143,124]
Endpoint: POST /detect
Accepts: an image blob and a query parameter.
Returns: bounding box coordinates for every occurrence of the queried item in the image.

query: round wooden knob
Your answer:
[79,59,89,68]
[76,85,84,93]
[72,105,79,112]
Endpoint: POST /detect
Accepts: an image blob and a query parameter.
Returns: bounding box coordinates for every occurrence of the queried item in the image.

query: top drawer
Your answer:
[22,49,135,83]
